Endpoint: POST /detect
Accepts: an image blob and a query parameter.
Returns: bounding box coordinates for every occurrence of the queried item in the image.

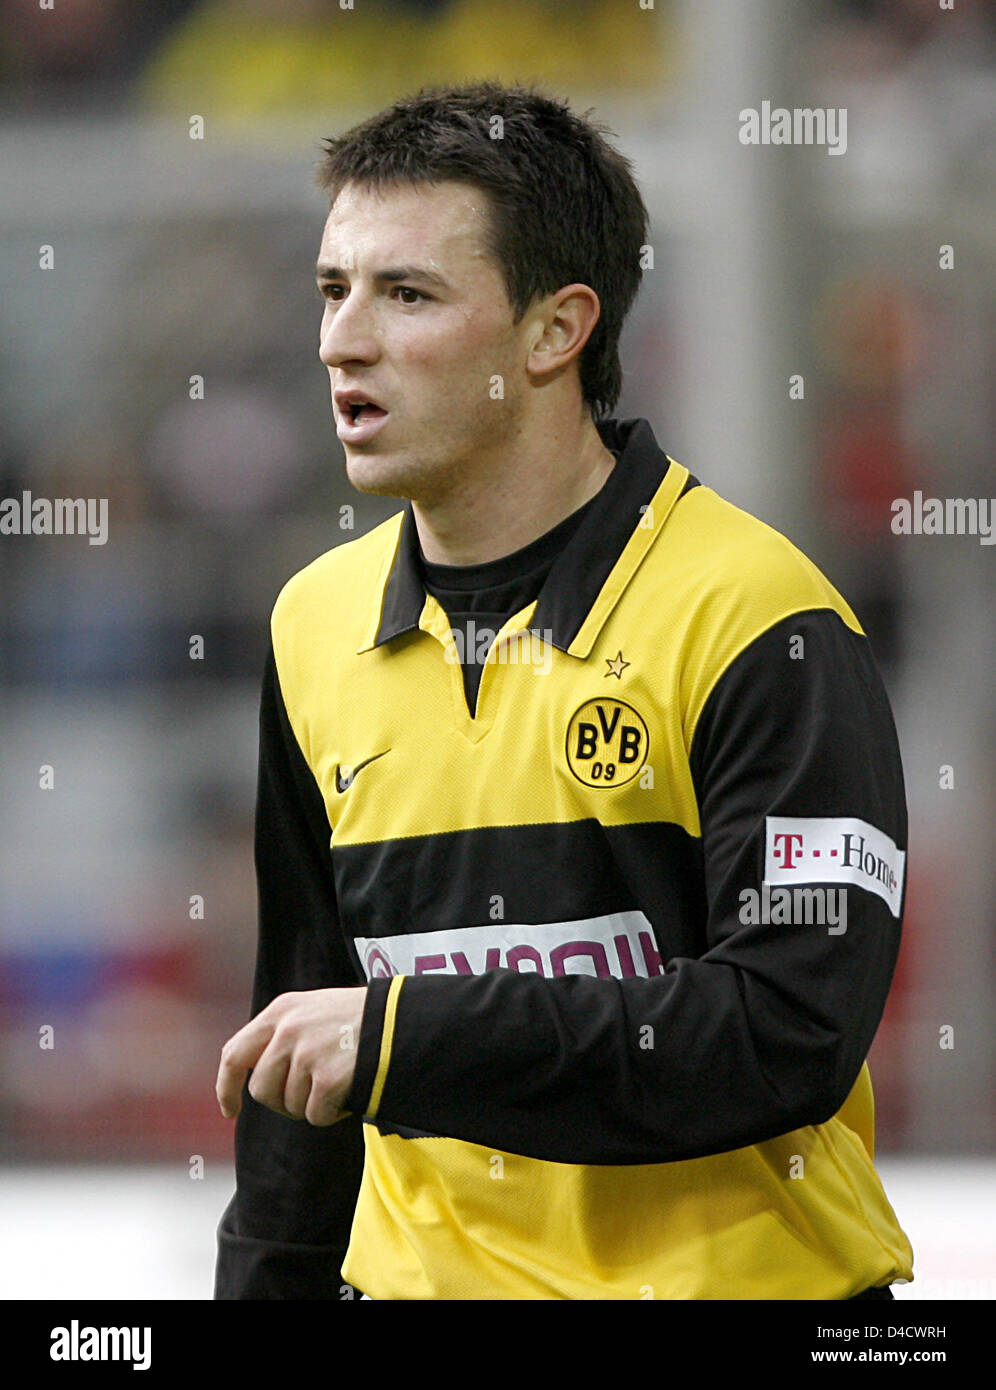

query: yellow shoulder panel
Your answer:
[271,510,405,651]
[267,511,406,774]
[657,486,864,752]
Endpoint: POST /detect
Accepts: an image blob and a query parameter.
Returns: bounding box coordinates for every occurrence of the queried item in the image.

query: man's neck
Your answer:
[412,414,617,566]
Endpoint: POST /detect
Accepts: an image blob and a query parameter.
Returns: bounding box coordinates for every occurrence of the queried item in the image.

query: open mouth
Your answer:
[335,394,390,442]
[346,400,387,422]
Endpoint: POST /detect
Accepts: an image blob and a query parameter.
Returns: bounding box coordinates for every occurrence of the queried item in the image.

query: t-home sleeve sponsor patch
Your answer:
[764,816,905,918]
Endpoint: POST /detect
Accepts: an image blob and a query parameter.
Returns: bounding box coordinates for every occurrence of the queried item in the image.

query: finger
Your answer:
[216,1016,275,1117]
[216,1045,249,1119]
[282,1055,313,1120]
[247,1044,294,1118]
[304,1069,347,1127]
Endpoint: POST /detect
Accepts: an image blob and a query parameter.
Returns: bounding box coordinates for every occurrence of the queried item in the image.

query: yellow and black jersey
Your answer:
[215,417,914,1300]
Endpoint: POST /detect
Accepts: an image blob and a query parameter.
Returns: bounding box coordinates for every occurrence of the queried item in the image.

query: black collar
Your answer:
[367,418,695,657]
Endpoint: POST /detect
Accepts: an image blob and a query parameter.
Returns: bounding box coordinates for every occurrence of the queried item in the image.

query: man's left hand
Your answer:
[216,987,367,1126]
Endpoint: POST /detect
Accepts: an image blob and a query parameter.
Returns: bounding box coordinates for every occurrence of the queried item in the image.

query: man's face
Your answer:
[316,180,529,504]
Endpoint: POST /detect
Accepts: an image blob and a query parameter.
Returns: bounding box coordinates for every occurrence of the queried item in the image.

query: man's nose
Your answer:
[318,290,379,369]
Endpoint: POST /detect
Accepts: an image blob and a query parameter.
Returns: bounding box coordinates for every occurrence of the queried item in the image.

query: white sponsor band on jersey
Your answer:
[355,910,663,980]
[764,816,905,918]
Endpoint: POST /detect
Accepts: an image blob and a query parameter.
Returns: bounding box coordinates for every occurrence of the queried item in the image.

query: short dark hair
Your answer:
[315,82,649,418]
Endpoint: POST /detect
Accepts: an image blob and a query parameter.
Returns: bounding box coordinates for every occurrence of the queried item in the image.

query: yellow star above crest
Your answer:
[604,650,630,679]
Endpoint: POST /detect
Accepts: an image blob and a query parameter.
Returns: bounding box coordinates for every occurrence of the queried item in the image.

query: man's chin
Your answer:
[343,451,417,500]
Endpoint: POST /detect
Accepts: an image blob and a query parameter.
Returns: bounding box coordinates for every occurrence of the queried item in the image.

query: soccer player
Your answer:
[214,83,914,1300]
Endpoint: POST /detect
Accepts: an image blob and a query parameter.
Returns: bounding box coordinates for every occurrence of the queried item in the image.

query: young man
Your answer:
[215,83,914,1300]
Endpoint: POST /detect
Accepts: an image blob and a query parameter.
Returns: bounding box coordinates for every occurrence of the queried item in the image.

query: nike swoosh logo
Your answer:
[335,750,389,793]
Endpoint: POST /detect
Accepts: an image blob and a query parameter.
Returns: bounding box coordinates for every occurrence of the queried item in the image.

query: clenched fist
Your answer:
[216,987,367,1126]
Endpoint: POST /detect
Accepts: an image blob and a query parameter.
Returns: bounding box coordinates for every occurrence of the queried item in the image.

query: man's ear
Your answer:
[525,284,601,385]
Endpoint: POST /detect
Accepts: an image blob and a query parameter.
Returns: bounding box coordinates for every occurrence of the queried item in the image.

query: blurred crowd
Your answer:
[0,0,991,114]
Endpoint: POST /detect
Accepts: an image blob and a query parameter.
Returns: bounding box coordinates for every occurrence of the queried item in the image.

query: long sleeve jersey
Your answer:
[215,416,914,1300]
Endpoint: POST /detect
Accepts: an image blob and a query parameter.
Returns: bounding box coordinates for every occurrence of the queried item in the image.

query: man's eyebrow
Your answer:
[315,262,450,290]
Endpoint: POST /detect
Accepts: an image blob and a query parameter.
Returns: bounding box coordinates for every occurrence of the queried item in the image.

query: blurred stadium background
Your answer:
[0,0,992,1300]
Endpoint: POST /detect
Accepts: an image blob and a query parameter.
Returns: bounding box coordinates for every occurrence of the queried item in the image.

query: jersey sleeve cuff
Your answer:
[345,975,404,1117]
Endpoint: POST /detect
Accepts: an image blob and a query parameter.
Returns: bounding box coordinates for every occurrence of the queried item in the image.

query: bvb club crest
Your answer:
[565,698,649,788]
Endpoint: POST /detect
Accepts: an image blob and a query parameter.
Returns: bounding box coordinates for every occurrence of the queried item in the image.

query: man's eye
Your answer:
[319,284,345,301]
[393,287,427,304]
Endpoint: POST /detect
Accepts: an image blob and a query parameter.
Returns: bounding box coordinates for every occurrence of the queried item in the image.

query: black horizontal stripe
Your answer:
[332,817,706,956]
